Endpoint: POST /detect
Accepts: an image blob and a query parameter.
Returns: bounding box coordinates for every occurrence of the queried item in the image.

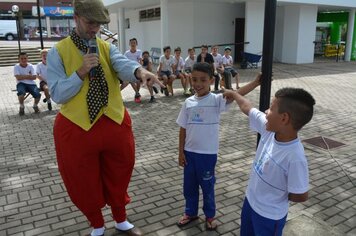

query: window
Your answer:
[139,7,160,22]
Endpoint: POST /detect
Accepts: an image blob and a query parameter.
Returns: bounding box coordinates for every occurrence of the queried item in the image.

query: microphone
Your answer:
[89,39,97,78]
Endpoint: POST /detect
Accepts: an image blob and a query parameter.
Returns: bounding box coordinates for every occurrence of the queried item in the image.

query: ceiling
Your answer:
[103,0,355,12]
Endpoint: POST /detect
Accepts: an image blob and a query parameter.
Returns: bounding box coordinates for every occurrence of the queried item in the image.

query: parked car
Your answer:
[35,30,48,37]
[0,20,18,40]
[100,26,118,47]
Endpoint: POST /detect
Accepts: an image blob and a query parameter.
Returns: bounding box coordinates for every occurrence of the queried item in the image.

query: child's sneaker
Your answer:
[152,86,159,94]
[149,96,156,103]
[163,87,169,96]
[33,106,40,113]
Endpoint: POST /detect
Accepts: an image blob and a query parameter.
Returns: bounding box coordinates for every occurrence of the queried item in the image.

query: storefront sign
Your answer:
[44,7,73,17]
[32,6,73,17]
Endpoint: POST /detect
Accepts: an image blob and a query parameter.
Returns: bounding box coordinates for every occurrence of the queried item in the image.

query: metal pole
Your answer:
[37,0,44,49]
[258,0,277,143]
[16,14,21,54]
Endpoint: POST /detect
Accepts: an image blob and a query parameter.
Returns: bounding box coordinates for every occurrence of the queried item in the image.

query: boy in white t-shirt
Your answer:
[14,52,41,115]
[184,48,196,95]
[141,51,158,103]
[158,46,176,96]
[211,45,224,91]
[223,87,315,236]
[222,46,240,89]
[36,49,52,111]
[176,63,262,231]
[124,38,143,103]
[173,47,189,96]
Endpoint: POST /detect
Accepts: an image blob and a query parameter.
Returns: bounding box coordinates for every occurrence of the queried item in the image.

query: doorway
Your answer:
[235,18,245,62]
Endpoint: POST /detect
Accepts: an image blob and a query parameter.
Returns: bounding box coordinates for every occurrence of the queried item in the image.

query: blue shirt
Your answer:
[47,42,140,104]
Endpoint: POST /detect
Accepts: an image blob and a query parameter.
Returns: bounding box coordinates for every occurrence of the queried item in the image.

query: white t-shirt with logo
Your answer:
[173,56,185,71]
[14,63,36,85]
[184,56,196,71]
[176,93,229,154]
[159,55,175,72]
[222,55,234,68]
[124,49,142,62]
[246,108,309,220]
[211,53,223,68]
[36,62,47,82]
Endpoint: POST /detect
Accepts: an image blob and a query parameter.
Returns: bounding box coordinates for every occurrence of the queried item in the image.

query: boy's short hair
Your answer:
[201,45,208,49]
[174,47,181,52]
[275,88,315,131]
[40,49,48,55]
[142,51,149,56]
[192,62,214,78]
[129,38,138,44]
[188,48,195,52]
[18,52,27,57]
[163,46,171,52]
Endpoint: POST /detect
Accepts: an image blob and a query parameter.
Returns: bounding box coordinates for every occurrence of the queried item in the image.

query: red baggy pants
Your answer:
[53,110,135,228]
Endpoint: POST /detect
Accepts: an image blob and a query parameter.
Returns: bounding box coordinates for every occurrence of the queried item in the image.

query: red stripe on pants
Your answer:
[53,110,135,228]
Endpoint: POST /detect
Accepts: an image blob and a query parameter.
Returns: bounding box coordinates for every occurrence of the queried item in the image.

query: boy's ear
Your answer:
[281,112,291,125]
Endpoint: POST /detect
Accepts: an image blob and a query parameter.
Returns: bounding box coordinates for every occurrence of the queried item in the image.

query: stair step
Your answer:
[0,46,50,67]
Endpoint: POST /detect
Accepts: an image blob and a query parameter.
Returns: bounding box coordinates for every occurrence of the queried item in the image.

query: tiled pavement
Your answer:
[0,57,356,236]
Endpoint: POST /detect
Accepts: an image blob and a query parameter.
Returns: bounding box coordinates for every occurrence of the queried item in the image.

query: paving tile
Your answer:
[0,58,356,236]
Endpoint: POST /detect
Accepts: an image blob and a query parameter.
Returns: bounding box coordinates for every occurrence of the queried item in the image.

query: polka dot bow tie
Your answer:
[70,30,109,123]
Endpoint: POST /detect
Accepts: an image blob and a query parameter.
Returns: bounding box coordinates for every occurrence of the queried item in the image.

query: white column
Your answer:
[345,9,355,62]
[46,16,51,38]
[160,0,168,51]
[279,5,317,64]
[118,7,126,53]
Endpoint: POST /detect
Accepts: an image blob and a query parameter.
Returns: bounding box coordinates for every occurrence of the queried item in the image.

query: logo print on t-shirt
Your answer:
[254,150,270,175]
[191,108,204,122]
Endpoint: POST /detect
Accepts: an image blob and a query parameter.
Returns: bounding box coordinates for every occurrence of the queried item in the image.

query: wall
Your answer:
[165,0,244,58]
[166,1,194,58]
[123,6,161,53]
[191,1,244,58]
[118,0,244,59]
[244,1,264,55]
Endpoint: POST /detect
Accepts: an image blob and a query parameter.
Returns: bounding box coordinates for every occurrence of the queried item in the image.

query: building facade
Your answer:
[103,0,356,63]
[0,0,74,39]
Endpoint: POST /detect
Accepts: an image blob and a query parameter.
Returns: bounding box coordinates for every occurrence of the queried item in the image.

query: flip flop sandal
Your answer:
[206,218,217,231]
[177,214,199,227]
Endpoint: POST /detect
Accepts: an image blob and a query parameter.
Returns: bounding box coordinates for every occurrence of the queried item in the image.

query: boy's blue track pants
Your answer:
[183,150,217,218]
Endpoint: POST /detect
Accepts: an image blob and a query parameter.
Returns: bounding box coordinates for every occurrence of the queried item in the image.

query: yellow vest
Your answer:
[56,37,124,131]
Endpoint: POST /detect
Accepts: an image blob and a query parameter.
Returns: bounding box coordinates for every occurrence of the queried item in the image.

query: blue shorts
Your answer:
[175,70,183,76]
[16,82,41,98]
[240,197,287,236]
[159,70,172,78]
[225,67,238,77]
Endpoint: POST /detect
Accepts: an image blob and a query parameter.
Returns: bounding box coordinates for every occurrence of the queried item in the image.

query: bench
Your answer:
[241,52,262,69]
[324,44,344,58]
[150,47,161,66]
